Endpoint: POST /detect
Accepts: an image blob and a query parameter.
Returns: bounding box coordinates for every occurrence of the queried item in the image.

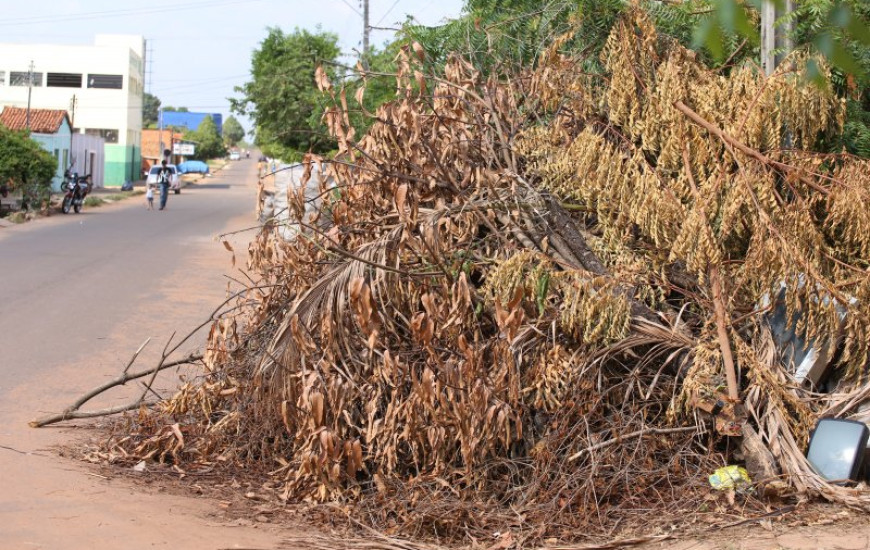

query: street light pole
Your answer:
[25,60,35,130]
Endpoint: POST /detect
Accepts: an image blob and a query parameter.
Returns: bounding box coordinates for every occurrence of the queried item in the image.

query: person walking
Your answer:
[145,182,154,210]
[157,160,171,210]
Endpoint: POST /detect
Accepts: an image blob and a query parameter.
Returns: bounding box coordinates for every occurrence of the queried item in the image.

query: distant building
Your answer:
[0,107,72,191]
[0,35,144,186]
[71,133,106,189]
[160,111,223,135]
[141,128,191,174]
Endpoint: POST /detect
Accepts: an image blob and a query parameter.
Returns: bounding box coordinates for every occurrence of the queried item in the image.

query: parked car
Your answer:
[146,164,181,194]
[229,151,241,161]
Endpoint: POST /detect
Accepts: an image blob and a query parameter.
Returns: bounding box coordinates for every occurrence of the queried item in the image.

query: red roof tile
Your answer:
[0,107,70,134]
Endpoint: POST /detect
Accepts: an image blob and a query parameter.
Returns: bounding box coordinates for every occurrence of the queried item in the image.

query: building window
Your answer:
[87,74,123,89]
[47,72,82,88]
[85,128,119,144]
[0,71,5,86]
[129,77,142,97]
[10,71,42,87]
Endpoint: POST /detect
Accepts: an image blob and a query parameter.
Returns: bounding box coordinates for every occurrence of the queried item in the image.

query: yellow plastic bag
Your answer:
[709,465,752,491]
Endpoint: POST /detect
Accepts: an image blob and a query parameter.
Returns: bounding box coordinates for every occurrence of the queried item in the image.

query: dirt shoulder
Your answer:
[0,158,297,550]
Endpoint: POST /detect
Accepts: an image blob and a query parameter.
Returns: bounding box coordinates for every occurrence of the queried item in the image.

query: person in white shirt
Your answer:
[145,183,154,210]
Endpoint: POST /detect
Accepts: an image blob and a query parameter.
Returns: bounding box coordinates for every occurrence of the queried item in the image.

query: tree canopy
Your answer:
[230,27,341,161]
[223,115,245,147]
[406,0,870,156]
[230,0,869,162]
[185,115,226,160]
[143,93,161,128]
[0,126,57,209]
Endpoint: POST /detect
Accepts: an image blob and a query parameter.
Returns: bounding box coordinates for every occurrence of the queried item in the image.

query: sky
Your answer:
[1,0,467,134]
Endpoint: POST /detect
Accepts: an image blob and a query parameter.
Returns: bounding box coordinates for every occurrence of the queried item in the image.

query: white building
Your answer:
[0,35,144,186]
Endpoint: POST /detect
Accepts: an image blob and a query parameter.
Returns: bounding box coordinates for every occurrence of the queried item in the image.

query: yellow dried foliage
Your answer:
[102,8,870,544]
[554,272,631,346]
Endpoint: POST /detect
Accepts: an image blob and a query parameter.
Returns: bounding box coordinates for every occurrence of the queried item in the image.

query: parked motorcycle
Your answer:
[60,172,92,214]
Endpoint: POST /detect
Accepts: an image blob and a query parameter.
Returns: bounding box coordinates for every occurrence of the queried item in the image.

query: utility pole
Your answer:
[69,94,77,171]
[760,0,795,151]
[69,94,78,130]
[25,60,35,130]
[761,0,794,76]
[362,0,370,68]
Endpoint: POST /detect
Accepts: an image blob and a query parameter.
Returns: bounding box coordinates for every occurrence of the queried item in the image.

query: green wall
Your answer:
[104,144,141,186]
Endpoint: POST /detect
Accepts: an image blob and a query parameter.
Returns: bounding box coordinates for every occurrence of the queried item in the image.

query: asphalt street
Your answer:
[0,157,287,549]
[0,159,255,399]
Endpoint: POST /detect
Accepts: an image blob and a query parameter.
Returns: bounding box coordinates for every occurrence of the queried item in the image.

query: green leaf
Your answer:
[830,37,868,78]
[718,0,738,35]
[706,19,727,61]
[536,271,550,316]
[733,2,758,44]
[813,29,868,79]
[845,12,870,47]
[804,58,828,87]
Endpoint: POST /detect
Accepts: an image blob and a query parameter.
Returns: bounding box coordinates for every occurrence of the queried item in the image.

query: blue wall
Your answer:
[159,111,223,135]
[32,120,73,192]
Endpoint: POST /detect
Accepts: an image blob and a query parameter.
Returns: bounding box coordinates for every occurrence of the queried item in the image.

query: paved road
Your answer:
[0,159,287,549]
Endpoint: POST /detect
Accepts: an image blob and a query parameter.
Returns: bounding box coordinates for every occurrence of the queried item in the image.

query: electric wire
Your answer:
[0,0,268,27]
[376,0,403,26]
[336,0,362,17]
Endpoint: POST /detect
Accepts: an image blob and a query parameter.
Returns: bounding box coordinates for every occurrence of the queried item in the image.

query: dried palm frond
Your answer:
[98,8,870,546]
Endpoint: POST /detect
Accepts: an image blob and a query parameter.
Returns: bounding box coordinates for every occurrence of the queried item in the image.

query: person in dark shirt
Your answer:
[157,160,172,210]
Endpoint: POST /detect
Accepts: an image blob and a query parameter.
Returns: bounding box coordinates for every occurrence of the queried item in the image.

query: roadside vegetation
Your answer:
[0,124,57,214]
[33,1,870,548]
[231,0,869,163]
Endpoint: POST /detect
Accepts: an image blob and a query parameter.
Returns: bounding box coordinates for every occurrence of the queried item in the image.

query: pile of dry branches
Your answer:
[81,10,870,544]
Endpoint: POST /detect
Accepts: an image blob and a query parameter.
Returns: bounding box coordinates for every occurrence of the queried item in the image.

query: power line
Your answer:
[376,0,403,26]
[0,0,267,27]
[1,98,234,111]
[336,0,362,17]
[152,74,249,92]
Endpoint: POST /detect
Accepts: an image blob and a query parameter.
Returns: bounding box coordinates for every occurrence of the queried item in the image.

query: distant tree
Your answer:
[143,93,161,128]
[0,126,57,210]
[231,27,341,160]
[223,115,245,146]
[186,115,226,160]
[162,106,190,113]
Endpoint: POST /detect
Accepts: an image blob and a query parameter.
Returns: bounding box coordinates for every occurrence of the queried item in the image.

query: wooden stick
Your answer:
[29,352,201,428]
[674,100,833,195]
[681,146,739,401]
[568,425,701,462]
[711,267,739,401]
[536,534,674,550]
[30,286,269,428]
[30,400,159,427]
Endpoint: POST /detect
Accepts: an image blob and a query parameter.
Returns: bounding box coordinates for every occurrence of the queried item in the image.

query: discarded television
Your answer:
[806,418,869,482]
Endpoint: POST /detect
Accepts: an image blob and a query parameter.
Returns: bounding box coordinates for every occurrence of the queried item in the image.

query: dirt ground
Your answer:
[2,167,870,550]
[0,163,296,549]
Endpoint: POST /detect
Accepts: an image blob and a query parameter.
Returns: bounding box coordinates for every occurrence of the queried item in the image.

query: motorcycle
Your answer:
[60,172,92,214]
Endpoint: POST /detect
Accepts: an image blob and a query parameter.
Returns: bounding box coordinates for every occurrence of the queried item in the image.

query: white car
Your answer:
[229,151,241,161]
[146,164,181,194]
